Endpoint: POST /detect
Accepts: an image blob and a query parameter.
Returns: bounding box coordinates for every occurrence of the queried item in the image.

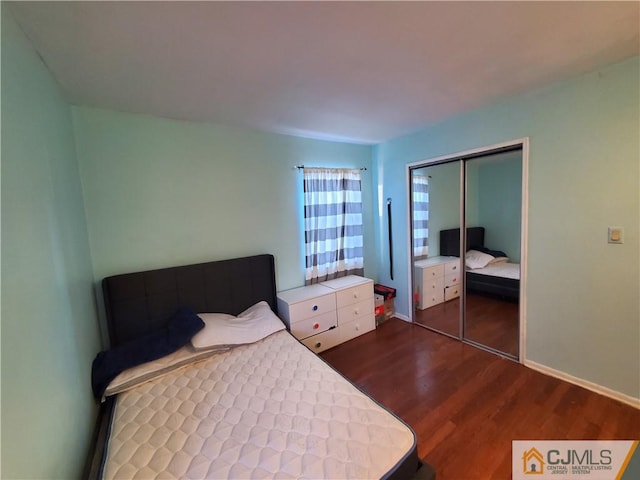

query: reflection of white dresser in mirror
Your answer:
[414,256,461,309]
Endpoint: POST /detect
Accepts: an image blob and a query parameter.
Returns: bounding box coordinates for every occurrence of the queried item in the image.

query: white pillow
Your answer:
[488,256,509,265]
[190,313,236,351]
[465,249,495,269]
[190,301,285,351]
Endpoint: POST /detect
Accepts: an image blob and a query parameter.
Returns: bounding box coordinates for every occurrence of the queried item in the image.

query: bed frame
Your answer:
[85,254,428,480]
[102,254,279,348]
[440,227,520,301]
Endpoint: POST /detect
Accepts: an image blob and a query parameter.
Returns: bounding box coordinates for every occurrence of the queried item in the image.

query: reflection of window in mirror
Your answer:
[419,162,462,258]
[412,174,429,260]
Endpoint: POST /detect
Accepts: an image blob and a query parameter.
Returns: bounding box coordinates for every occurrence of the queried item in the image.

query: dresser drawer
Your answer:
[339,314,375,343]
[284,276,375,353]
[285,293,335,323]
[421,278,445,308]
[337,297,375,325]
[421,264,444,281]
[445,272,461,287]
[422,277,444,296]
[445,284,461,301]
[335,282,373,308]
[418,277,444,310]
[444,260,461,275]
[301,328,341,353]
[289,310,337,340]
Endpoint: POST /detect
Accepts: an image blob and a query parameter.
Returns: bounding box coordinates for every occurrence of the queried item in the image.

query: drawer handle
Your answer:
[313,323,319,330]
[452,266,457,270]
[315,342,322,349]
[354,309,359,315]
[353,292,358,298]
[312,305,318,311]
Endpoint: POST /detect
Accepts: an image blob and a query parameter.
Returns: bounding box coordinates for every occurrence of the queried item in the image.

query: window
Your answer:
[303,168,364,284]
[412,174,429,258]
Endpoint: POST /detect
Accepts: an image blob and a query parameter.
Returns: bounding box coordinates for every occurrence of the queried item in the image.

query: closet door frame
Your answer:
[406,137,529,363]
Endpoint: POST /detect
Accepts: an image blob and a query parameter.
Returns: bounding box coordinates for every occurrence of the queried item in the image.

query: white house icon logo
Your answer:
[522,447,545,474]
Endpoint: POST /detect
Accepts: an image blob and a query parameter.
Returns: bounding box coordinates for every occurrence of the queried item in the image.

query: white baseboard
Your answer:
[525,360,640,409]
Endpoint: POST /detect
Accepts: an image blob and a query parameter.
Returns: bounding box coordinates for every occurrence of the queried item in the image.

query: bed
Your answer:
[85,254,430,480]
[440,227,520,301]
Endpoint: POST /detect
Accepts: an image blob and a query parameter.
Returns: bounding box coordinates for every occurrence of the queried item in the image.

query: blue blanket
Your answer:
[91,307,204,399]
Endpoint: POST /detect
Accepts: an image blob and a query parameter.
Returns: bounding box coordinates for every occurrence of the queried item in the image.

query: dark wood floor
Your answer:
[465,293,519,357]
[415,297,461,337]
[415,293,519,357]
[321,319,640,480]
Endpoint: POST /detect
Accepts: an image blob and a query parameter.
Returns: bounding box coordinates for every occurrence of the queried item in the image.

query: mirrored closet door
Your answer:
[409,144,524,360]
[410,161,462,338]
[463,151,522,358]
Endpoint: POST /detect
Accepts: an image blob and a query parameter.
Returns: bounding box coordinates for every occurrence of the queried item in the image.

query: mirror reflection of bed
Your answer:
[446,227,519,357]
[414,227,520,358]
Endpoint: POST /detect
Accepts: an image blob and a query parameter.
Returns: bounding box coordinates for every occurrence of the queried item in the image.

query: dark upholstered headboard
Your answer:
[439,227,485,257]
[102,254,278,348]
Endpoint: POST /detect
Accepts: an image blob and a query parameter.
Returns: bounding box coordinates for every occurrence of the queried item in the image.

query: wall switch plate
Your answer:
[608,227,624,244]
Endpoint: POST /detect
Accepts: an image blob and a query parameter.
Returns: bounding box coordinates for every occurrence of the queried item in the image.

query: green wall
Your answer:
[469,151,522,262]
[374,56,639,399]
[72,107,375,293]
[1,7,102,478]
[412,161,461,257]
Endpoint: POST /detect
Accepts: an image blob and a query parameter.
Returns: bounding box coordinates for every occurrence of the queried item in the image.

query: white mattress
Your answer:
[102,330,416,479]
[468,262,520,280]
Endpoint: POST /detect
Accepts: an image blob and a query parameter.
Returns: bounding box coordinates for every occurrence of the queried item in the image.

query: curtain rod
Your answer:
[294,165,367,171]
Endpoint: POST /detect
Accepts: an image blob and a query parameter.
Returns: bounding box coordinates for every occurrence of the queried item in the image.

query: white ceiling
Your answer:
[8,1,640,144]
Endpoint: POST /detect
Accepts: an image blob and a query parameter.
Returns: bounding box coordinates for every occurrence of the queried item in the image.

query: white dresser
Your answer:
[414,256,461,310]
[277,275,375,353]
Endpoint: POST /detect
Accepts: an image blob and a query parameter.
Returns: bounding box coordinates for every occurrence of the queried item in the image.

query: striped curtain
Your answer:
[303,168,364,284]
[412,174,429,258]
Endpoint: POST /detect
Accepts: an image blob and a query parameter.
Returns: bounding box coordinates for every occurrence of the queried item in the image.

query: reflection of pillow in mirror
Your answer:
[489,256,509,265]
[470,245,507,258]
[465,250,495,269]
